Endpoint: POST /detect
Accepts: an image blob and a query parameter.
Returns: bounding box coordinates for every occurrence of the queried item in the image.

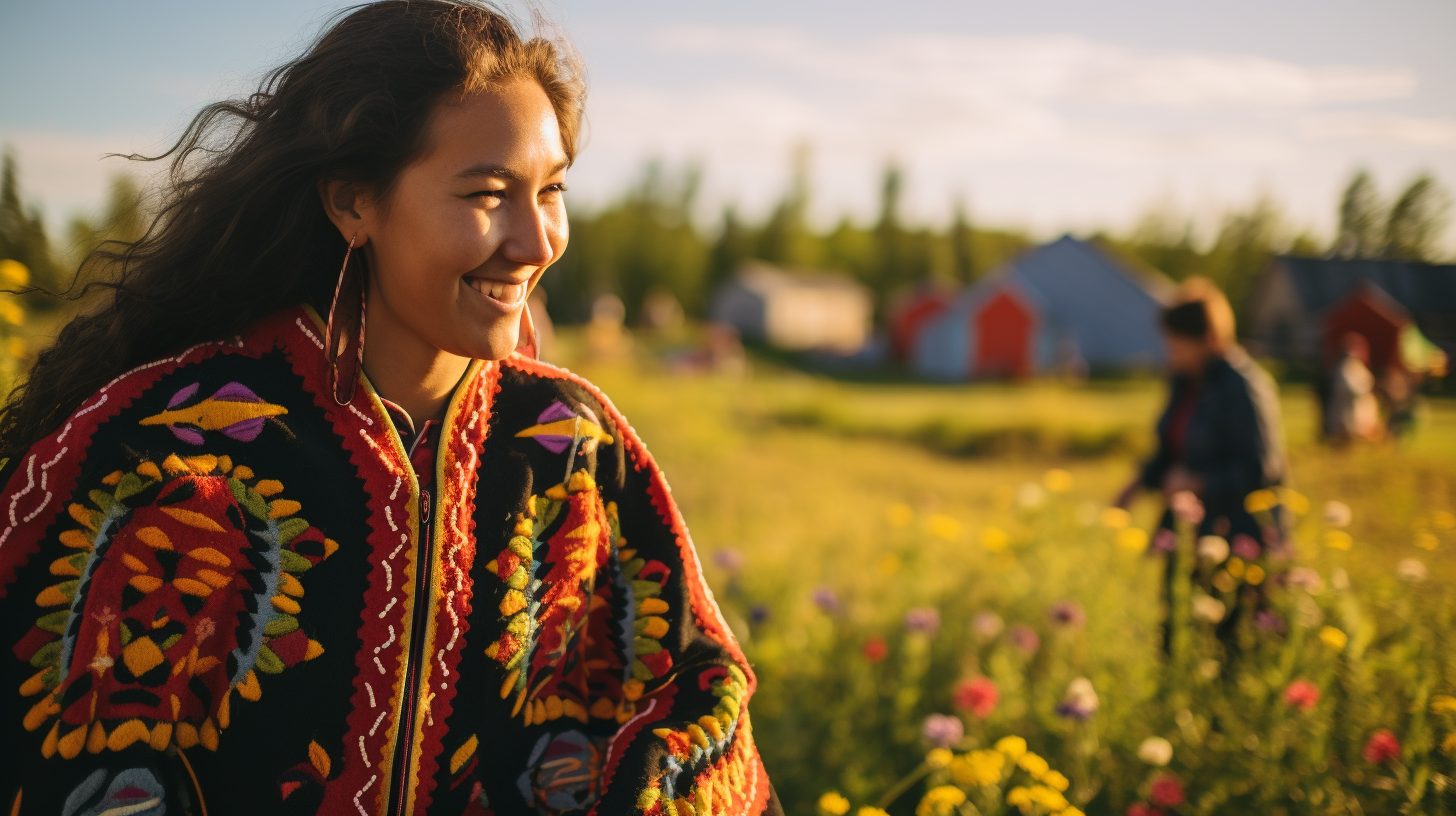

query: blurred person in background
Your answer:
[1325,332,1381,444]
[0,2,779,813]
[1113,278,1289,659]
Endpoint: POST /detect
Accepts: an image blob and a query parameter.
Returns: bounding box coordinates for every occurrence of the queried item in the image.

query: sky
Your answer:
[2,0,1454,250]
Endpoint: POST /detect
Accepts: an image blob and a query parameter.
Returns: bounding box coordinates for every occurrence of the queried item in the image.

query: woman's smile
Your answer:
[462,274,528,310]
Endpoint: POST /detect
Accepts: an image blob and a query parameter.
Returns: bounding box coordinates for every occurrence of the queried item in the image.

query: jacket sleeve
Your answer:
[587,407,781,816]
[1136,386,1176,491]
[0,419,199,813]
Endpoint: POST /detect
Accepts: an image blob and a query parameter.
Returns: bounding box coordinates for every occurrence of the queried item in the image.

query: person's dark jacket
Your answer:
[1139,347,1287,540]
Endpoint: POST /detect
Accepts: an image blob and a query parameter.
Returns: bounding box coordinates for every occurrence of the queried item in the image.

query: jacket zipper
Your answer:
[386,428,436,815]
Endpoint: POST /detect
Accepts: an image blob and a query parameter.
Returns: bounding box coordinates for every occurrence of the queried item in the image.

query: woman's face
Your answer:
[1164,332,1212,376]
[350,76,569,362]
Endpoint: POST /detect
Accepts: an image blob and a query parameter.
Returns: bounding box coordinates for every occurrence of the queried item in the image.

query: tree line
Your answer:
[2,148,1450,328]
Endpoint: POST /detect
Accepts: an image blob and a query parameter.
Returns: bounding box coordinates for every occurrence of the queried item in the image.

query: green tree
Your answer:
[1382,173,1450,262]
[756,144,817,268]
[0,151,63,300]
[948,197,978,284]
[1332,168,1383,258]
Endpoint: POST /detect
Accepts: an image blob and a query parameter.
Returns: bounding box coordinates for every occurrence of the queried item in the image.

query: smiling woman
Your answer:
[0,2,780,814]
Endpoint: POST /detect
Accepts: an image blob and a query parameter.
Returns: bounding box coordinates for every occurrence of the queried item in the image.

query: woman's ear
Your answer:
[318,178,373,244]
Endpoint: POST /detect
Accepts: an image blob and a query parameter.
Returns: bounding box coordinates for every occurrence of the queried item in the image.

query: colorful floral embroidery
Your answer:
[636,665,759,816]
[515,399,614,454]
[13,452,336,759]
[515,729,606,814]
[138,381,289,445]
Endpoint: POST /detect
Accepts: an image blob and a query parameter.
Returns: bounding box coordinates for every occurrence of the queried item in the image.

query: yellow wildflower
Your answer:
[1006,786,1032,808]
[857,809,891,816]
[886,502,914,528]
[1244,564,1266,586]
[1319,626,1348,652]
[1057,808,1086,816]
[1211,570,1237,593]
[1431,694,1456,715]
[1433,511,1456,530]
[1278,487,1310,515]
[0,299,22,326]
[1226,556,1245,579]
[1443,733,1456,756]
[1244,488,1277,514]
[1414,531,1439,552]
[1028,785,1069,810]
[817,792,851,816]
[995,735,1028,759]
[1116,527,1149,552]
[980,526,1010,552]
[916,786,967,816]
[1100,506,1131,529]
[0,259,30,288]
[949,749,1005,787]
[927,513,963,541]
[1042,769,1070,792]
[1017,751,1050,778]
[1323,530,1353,551]
[925,747,953,769]
[1043,468,1073,493]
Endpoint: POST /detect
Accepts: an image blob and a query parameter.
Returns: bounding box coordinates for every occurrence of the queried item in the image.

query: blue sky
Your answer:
[2,1,1453,249]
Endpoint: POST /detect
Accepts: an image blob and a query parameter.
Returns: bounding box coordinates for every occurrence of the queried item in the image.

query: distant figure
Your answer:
[1113,278,1288,659]
[1381,365,1418,441]
[1325,332,1381,444]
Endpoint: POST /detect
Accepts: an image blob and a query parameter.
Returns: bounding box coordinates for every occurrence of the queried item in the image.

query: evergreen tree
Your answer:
[1332,168,1382,258]
[1383,173,1450,262]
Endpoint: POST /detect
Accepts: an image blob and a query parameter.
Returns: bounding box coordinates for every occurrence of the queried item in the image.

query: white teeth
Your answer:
[465,277,525,304]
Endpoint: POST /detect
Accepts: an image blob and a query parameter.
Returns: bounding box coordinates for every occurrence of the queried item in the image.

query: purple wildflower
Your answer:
[904,607,941,635]
[921,713,965,748]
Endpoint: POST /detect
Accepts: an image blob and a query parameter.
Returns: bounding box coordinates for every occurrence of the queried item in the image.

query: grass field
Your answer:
[556,330,1456,815]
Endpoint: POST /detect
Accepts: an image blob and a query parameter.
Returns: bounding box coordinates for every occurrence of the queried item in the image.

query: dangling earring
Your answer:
[517,290,540,360]
[325,232,367,405]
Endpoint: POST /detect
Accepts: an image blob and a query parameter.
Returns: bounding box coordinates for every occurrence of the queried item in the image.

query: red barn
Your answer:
[973,287,1037,379]
[1320,282,1407,371]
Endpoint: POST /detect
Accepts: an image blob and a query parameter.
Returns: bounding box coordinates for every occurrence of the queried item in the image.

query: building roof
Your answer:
[731,260,869,296]
[1274,255,1456,345]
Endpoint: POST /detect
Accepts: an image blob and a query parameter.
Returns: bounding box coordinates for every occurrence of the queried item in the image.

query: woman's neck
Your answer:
[360,308,472,429]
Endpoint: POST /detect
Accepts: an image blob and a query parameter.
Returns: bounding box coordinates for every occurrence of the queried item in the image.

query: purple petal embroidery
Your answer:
[537,400,577,424]
[222,417,266,442]
[213,381,263,403]
[169,426,206,446]
[533,435,573,454]
[167,382,201,409]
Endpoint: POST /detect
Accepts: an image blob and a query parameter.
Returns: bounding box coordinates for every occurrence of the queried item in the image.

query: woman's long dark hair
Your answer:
[0,0,584,462]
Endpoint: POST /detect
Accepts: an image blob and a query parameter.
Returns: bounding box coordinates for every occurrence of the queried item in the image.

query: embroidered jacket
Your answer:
[0,303,779,815]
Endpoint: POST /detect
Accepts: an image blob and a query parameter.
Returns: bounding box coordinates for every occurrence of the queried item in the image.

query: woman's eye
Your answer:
[468,190,505,202]
[542,183,568,196]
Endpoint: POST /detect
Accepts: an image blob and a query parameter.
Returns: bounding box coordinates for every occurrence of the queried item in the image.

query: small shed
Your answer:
[1321,282,1408,371]
[887,287,954,362]
[710,261,872,353]
[911,235,1172,380]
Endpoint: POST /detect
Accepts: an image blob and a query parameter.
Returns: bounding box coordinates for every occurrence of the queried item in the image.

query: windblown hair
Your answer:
[1161,276,1237,352]
[0,0,584,462]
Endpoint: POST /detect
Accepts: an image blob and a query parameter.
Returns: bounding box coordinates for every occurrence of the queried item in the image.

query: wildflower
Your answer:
[1323,500,1352,527]
[1197,658,1221,680]
[1443,733,1456,756]
[862,636,888,663]
[1195,535,1229,564]
[1056,677,1099,720]
[953,676,999,718]
[916,785,967,816]
[1006,787,1032,808]
[1170,490,1204,524]
[1008,624,1041,655]
[1362,729,1401,765]
[1231,534,1262,560]
[1044,468,1073,493]
[905,607,942,635]
[1415,531,1439,551]
[1211,570,1237,593]
[1017,751,1050,778]
[857,809,891,816]
[1254,609,1286,633]
[972,610,1005,641]
[1284,679,1320,711]
[1136,736,1173,766]
[886,502,914,527]
[922,714,965,748]
[1318,626,1348,653]
[1244,563,1266,586]
[1191,593,1226,624]
[1049,600,1086,628]
[1116,527,1149,552]
[0,299,22,326]
[0,259,31,288]
[1027,785,1069,811]
[1017,483,1046,509]
[950,749,1005,786]
[925,747,953,769]
[812,586,842,614]
[1042,769,1070,792]
[1286,566,1323,592]
[711,548,744,574]
[1323,530,1353,551]
[926,513,963,541]
[995,735,1028,759]
[1150,528,1177,554]
[1278,487,1310,515]
[817,792,851,816]
[1126,804,1164,816]
[980,526,1010,552]
[1242,488,1276,514]
[1431,694,1456,715]
[1101,506,1131,529]
[1433,510,1456,530]
[1396,558,1428,583]
[1148,773,1185,808]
